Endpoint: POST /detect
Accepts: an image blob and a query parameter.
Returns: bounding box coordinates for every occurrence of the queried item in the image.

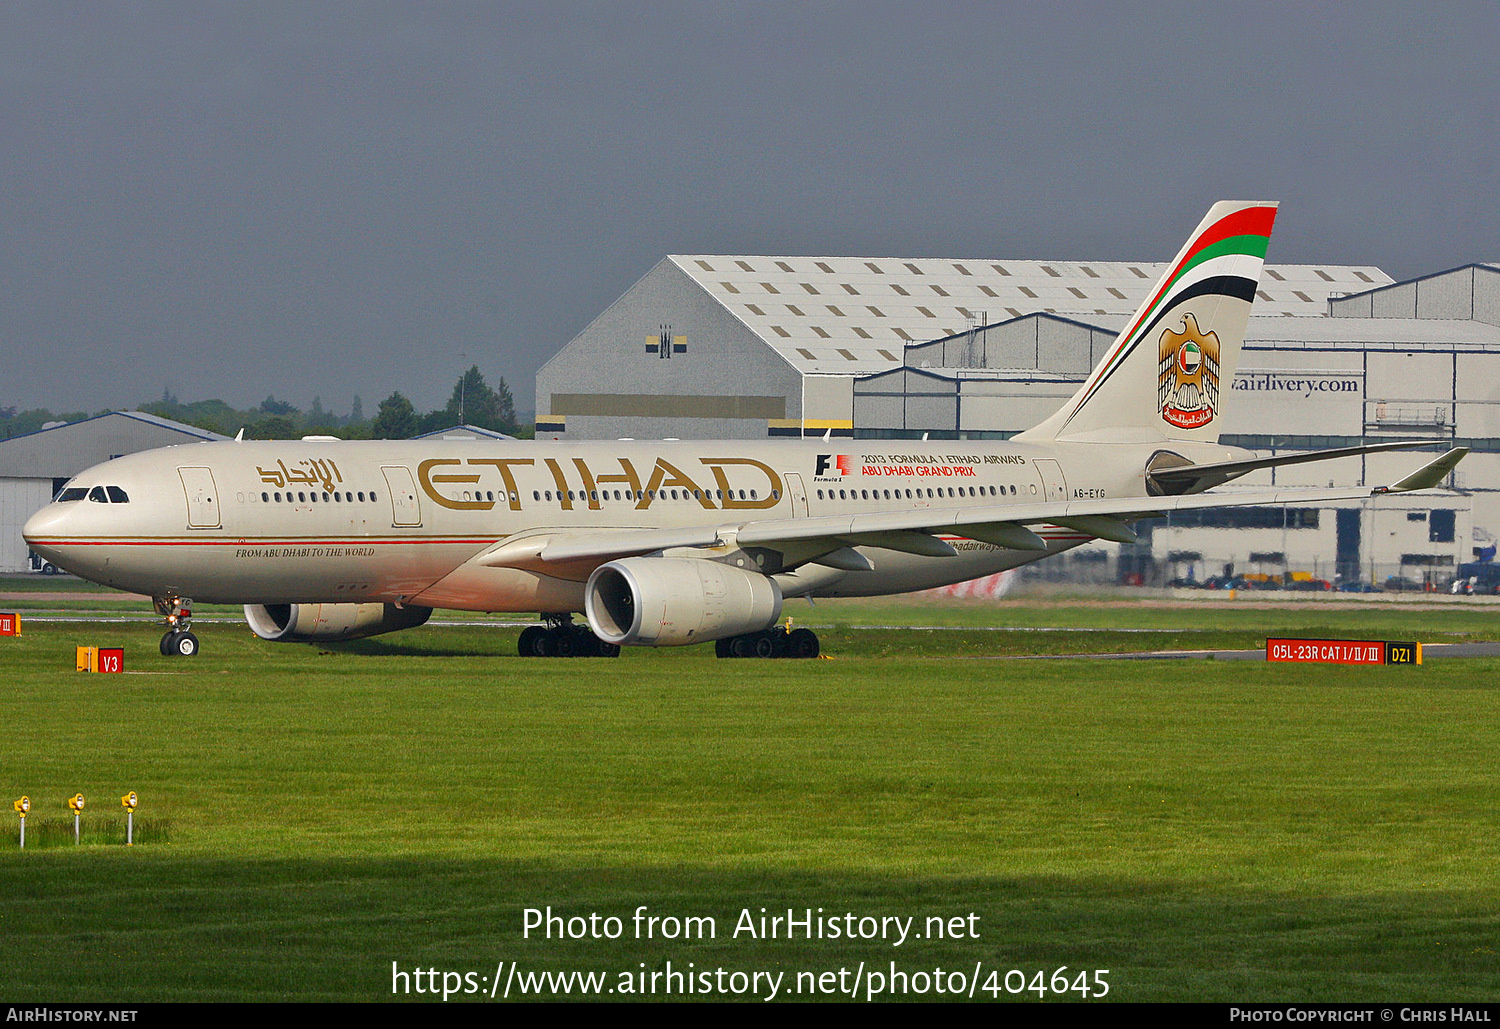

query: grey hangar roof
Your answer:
[669,255,1392,376]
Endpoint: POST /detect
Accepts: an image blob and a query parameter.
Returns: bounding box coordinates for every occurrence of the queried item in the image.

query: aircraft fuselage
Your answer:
[23,435,1236,610]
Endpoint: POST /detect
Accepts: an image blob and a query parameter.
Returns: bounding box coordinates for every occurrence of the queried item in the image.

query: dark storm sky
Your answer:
[3,1,1497,417]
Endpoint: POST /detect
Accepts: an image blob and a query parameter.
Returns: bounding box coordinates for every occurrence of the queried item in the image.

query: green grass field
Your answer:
[1,597,1497,1002]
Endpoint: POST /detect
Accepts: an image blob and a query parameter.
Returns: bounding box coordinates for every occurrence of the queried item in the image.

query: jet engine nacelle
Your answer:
[586,557,783,647]
[243,602,433,642]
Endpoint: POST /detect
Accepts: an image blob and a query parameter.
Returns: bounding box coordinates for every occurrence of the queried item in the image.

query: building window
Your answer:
[1430,509,1456,543]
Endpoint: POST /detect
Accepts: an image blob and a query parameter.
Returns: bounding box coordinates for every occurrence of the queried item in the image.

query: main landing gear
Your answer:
[517,614,620,658]
[715,623,821,659]
[154,595,200,657]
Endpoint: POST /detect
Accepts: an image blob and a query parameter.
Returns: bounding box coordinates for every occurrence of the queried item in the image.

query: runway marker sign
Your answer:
[1266,639,1421,665]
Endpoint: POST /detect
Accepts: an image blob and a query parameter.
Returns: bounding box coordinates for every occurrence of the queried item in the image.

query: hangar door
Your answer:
[178,467,221,529]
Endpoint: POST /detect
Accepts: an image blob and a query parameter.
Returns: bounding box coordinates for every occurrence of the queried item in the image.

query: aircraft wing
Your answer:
[496,447,1467,568]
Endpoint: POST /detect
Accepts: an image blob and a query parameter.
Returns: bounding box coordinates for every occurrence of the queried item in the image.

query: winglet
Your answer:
[1375,447,1468,494]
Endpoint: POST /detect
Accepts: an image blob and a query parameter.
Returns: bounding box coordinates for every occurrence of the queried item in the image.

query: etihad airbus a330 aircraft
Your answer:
[24,202,1466,658]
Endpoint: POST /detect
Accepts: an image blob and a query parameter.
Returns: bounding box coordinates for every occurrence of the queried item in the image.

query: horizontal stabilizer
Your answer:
[1376,447,1468,493]
[1148,439,1437,495]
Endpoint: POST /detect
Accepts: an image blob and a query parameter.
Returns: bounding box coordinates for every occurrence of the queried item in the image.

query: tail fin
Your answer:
[1016,201,1277,444]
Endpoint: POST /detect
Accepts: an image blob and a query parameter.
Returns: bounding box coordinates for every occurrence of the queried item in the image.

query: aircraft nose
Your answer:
[23,503,75,565]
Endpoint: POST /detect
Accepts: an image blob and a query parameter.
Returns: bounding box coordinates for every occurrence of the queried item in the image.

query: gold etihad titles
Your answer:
[414,455,784,513]
[256,458,344,493]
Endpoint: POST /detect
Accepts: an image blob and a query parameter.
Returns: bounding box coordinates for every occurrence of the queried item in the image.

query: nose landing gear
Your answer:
[154,596,200,657]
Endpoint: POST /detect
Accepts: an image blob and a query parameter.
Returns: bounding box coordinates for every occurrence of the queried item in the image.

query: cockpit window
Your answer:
[88,486,108,503]
[56,487,88,502]
[106,486,129,503]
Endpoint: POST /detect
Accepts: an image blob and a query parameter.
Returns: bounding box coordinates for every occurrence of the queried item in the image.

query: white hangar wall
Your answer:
[0,479,54,573]
[535,259,803,441]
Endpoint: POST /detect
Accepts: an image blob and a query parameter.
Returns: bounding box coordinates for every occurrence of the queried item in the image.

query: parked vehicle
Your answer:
[1449,562,1500,595]
[1383,576,1428,593]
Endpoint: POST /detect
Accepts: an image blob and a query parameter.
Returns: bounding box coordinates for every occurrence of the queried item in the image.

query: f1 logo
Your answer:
[815,454,851,477]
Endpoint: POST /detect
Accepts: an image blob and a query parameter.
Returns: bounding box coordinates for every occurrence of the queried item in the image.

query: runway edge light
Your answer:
[122,791,138,846]
[13,796,28,849]
[69,793,84,844]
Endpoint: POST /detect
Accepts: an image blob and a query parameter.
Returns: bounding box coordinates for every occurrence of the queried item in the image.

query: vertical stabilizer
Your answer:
[1015,201,1277,443]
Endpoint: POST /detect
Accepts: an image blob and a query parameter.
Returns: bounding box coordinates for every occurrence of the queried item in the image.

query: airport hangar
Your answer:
[537,258,1500,588]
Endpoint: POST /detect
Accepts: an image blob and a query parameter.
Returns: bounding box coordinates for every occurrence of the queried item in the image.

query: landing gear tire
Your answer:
[161,630,199,657]
[518,625,548,657]
[518,616,620,658]
[717,626,821,658]
[787,627,820,659]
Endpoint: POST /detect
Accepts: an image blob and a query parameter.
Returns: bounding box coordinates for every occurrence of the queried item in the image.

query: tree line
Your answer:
[0,367,529,441]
